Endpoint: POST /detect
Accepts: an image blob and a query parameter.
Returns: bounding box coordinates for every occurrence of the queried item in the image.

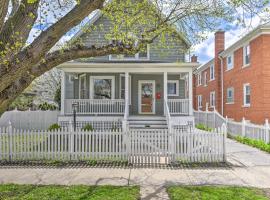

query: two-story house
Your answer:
[193,23,270,124]
[57,11,198,130]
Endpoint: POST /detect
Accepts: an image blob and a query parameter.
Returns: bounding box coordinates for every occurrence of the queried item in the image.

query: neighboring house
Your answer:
[57,11,198,129]
[193,23,270,124]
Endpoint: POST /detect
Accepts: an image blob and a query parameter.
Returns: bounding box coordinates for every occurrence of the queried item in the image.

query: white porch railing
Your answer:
[168,99,190,115]
[65,99,125,115]
[164,99,172,131]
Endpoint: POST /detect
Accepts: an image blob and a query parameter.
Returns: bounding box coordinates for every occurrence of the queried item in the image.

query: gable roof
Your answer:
[71,10,191,48]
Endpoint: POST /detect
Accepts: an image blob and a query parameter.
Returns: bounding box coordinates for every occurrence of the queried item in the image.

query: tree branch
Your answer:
[0,0,40,52]
[0,0,9,31]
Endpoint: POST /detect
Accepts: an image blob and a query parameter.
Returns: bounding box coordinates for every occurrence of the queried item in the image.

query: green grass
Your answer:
[0,184,140,200]
[195,123,213,132]
[167,186,269,200]
[232,135,270,153]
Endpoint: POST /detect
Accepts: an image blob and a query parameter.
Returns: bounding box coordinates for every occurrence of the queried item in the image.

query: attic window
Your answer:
[109,44,149,61]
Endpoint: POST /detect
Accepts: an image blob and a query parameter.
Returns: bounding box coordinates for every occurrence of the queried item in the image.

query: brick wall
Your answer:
[194,33,270,124]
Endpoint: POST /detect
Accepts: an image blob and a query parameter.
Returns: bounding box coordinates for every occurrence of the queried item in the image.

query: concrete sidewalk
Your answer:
[0,139,270,199]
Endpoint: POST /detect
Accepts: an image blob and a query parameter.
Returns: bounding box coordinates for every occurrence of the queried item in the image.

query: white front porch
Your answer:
[58,62,196,128]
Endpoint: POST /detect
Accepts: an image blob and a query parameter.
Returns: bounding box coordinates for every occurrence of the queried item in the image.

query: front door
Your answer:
[138,80,155,114]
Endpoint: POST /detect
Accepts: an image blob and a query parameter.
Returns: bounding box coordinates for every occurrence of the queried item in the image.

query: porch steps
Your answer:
[128,116,168,129]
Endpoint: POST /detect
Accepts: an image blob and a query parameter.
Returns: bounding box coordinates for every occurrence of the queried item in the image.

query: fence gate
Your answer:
[128,129,172,165]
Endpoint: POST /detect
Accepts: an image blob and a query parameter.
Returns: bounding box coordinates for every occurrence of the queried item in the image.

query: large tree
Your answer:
[0,0,268,114]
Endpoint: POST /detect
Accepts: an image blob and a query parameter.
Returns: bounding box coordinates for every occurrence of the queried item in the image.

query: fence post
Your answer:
[8,121,13,161]
[264,119,270,144]
[222,123,227,162]
[242,117,246,137]
[68,120,74,160]
[213,108,216,129]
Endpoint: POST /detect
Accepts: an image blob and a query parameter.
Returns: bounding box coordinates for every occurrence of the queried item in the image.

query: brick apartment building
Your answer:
[193,23,270,124]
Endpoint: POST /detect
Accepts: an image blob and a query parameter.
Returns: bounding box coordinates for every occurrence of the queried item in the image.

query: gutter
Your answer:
[218,55,224,116]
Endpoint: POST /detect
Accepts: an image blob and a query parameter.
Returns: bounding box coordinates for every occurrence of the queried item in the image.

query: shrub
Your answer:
[48,124,61,131]
[234,136,270,153]
[82,124,94,132]
[195,123,213,131]
[39,102,57,111]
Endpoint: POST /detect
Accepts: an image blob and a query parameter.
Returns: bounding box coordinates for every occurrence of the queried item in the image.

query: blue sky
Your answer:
[193,16,263,64]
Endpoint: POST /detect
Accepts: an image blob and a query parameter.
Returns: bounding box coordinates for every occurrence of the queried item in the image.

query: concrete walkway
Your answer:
[0,139,270,199]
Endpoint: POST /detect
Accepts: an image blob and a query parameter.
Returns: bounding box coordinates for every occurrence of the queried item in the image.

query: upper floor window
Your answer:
[210,91,215,107]
[227,54,234,70]
[243,83,251,106]
[226,87,234,104]
[203,71,207,86]
[110,44,149,61]
[243,44,250,66]
[197,95,202,109]
[197,73,202,86]
[210,64,215,80]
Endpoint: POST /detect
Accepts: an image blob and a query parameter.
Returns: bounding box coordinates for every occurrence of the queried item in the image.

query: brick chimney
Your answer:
[214,30,225,114]
[191,54,198,63]
[215,30,225,57]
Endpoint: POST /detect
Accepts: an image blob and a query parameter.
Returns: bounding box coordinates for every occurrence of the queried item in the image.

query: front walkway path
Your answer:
[0,139,270,200]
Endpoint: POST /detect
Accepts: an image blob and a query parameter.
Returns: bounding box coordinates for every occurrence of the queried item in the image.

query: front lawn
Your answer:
[0,184,140,200]
[167,186,269,200]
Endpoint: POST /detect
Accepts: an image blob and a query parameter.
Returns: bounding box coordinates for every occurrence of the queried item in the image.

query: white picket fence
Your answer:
[194,110,270,143]
[0,121,227,164]
[0,110,59,130]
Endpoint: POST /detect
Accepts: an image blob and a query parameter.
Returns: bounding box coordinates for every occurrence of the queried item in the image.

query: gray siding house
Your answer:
[58,11,199,130]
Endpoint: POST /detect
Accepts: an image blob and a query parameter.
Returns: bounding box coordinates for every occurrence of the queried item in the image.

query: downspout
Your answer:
[219,55,224,116]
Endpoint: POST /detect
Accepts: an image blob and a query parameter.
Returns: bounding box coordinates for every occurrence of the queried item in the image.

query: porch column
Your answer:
[163,72,168,115]
[188,70,193,116]
[124,72,129,118]
[60,70,65,115]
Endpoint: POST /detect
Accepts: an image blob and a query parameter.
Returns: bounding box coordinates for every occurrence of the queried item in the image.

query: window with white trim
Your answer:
[243,44,250,66]
[210,64,215,80]
[226,87,234,103]
[203,71,207,86]
[120,74,131,104]
[90,76,115,99]
[197,73,202,86]
[210,91,215,107]
[79,74,87,99]
[243,83,251,106]
[110,44,149,61]
[167,80,179,96]
[227,54,234,70]
[197,95,202,109]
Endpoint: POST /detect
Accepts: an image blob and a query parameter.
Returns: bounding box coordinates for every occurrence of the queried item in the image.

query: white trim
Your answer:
[79,74,87,99]
[226,87,234,104]
[243,43,251,68]
[197,72,202,86]
[167,80,179,96]
[203,71,207,86]
[210,64,215,81]
[119,74,131,105]
[197,95,202,109]
[90,76,115,99]
[60,70,65,115]
[209,91,215,108]
[138,80,156,114]
[226,54,234,71]
[243,83,251,107]
[109,44,150,61]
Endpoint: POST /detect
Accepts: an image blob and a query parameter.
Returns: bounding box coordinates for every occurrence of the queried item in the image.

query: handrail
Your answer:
[164,99,172,131]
